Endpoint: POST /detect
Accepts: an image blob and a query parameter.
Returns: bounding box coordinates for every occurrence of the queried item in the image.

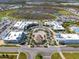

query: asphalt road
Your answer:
[0,47,55,59]
[0,46,79,59]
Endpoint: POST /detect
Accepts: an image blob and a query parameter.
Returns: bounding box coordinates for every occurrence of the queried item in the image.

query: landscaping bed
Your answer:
[19,52,27,59]
[51,53,61,59]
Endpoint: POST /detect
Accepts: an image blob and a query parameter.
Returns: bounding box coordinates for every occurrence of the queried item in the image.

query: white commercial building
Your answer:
[4,31,25,43]
[44,21,65,30]
[13,21,38,30]
[54,33,79,44]
[14,21,23,29]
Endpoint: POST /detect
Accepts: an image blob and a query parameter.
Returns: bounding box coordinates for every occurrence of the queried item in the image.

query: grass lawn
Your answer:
[67,44,79,48]
[0,9,16,21]
[0,55,17,59]
[0,52,18,54]
[58,10,73,16]
[9,10,57,20]
[51,53,61,59]
[0,45,20,47]
[0,52,18,59]
[35,54,43,59]
[63,53,79,59]
[46,13,57,20]
[19,52,27,59]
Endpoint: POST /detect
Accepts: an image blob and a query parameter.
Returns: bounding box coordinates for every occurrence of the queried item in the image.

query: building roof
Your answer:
[53,21,64,30]
[55,33,79,40]
[14,21,38,29]
[53,25,64,30]
[4,31,23,40]
[44,21,65,30]
[19,22,26,29]
[14,21,23,28]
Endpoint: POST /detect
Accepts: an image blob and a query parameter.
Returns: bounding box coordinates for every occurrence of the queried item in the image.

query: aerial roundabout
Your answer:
[27,26,55,47]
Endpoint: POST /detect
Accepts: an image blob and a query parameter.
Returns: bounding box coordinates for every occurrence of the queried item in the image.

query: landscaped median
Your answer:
[18,52,27,59]
[51,53,61,59]
[35,54,43,59]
